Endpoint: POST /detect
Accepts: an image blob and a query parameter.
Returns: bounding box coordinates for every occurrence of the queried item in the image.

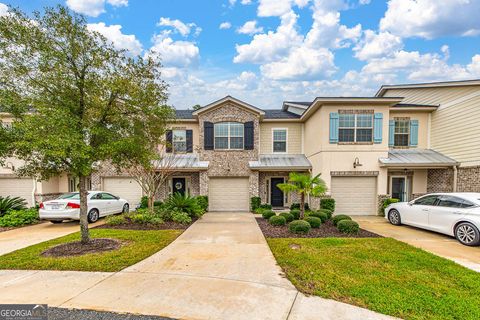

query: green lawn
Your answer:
[268,238,480,320]
[0,229,181,272]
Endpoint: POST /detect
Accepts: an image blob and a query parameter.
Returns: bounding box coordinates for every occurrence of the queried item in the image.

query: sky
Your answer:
[1,0,480,110]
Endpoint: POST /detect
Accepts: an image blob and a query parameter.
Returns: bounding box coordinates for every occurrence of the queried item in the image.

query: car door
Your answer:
[89,193,106,215]
[403,195,438,227]
[100,192,119,215]
[428,195,469,236]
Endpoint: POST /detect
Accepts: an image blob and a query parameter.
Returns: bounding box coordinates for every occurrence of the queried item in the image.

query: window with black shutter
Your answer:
[204,121,214,150]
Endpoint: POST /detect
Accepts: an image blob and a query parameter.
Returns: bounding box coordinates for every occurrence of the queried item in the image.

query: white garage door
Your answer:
[0,177,34,206]
[331,176,377,215]
[103,177,143,208]
[209,177,249,212]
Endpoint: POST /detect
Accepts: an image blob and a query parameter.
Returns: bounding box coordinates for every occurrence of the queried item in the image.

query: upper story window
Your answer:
[273,129,287,153]
[214,122,244,150]
[338,113,373,143]
[394,118,410,147]
[173,130,187,153]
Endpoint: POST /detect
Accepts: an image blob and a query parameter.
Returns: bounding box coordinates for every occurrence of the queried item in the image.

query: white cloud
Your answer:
[66,0,127,17]
[157,17,201,37]
[0,2,8,16]
[147,34,199,68]
[257,0,309,17]
[359,0,371,4]
[219,22,232,29]
[354,30,403,61]
[87,22,143,56]
[241,0,253,4]
[237,20,264,35]
[380,0,480,39]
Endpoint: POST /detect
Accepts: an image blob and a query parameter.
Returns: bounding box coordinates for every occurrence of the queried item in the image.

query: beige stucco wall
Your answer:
[259,122,303,154]
[389,111,430,149]
[412,169,427,194]
[37,177,60,194]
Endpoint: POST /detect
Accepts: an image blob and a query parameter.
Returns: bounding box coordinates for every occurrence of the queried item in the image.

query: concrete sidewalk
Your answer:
[1,213,396,320]
[0,220,104,255]
[357,216,480,272]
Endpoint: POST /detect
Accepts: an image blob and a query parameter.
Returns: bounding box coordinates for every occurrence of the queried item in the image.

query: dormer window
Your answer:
[214,122,244,150]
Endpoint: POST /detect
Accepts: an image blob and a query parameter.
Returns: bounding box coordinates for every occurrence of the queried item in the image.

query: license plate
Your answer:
[49,204,61,210]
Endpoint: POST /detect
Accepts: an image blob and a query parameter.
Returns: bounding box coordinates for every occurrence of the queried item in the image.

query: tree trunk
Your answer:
[300,193,305,220]
[79,175,90,244]
[148,194,155,213]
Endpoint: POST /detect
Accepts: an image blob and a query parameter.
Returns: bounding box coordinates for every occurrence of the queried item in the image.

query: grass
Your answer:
[267,237,480,320]
[0,229,181,272]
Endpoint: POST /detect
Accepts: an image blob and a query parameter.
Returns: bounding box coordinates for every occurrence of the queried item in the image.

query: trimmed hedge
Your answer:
[262,210,276,220]
[269,215,287,226]
[337,220,359,234]
[279,212,294,223]
[381,198,399,215]
[332,214,352,226]
[320,198,335,212]
[309,211,328,223]
[304,216,322,228]
[289,220,311,234]
[259,204,273,210]
[290,203,310,211]
[290,209,300,220]
[250,197,261,211]
[318,208,333,220]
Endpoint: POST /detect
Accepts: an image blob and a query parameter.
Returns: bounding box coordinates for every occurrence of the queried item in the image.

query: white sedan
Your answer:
[385,193,480,246]
[39,191,129,223]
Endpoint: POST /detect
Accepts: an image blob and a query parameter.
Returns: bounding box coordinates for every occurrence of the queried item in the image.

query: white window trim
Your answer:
[272,128,288,153]
[169,176,190,196]
[267,176,288,205]
[214,122,244,150]
[172,129,187,153]
[389,175,409,202]
[339,113,373,143]
[393,118,410,147]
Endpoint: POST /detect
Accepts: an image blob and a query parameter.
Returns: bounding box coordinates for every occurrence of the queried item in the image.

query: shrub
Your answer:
[318,208,333,219]
[320,198,335,212]
[0,196,27,216]
[254,207,266,215]
[0,208,38,227]
[250,197,261,211]
[381,198,399,215]
[289,220,311,234]
[139,196,148,209]
[105,214,126,225]
[154,200,163,207]
[259,203,273,210]
[332,214,352,226]
[195,196,209,212]
[279,212,294,223]
[130,213,150,224]
[262,210,276,220]
[290,209,300,220]
[171,210,192,224]
[304,216,322,228]
[269,215,286,226]
[337,220,359,234]
[290,203,310,211]
[165,193,203,218]
[309,211,328,223]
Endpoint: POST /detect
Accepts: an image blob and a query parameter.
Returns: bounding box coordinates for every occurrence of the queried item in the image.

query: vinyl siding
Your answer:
[382,86,480,105]
[259,123,303,154]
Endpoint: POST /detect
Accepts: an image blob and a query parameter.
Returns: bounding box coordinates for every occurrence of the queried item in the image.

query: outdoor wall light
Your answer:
[353,157,362,169]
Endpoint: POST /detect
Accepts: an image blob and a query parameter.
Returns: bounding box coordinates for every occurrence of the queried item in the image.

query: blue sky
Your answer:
[2,0,480,109]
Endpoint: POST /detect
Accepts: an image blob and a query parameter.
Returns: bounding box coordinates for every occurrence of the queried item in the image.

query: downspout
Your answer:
[453,165,458,192]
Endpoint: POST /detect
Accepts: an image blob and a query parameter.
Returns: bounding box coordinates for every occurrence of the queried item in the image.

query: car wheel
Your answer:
[122,203,129,214]
[50,220,63,224]
[88,209,99,223]
[455,222,480,246]
[388,209,402,226]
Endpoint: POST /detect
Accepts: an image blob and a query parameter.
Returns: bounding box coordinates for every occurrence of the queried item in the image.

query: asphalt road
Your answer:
[48,308,174,320]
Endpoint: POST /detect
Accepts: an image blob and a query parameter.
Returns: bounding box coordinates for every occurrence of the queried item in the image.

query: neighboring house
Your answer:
[1,79,479,214]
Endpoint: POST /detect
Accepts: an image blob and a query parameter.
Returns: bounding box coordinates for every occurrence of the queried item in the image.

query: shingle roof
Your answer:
[379,149,458,167]
[175,108,300,119]
[249,154,312,170]
[393,103,439,108]
[175,109,194,119]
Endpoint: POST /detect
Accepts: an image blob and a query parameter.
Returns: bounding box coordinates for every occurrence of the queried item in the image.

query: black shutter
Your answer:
[204,122,214,150]
[244,121,254,150]
[186,130,193,153]
[166,130,172,153]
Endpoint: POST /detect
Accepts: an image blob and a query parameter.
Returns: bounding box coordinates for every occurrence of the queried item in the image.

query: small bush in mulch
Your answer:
[308,211,328,223]
[318,208,333,220]
[320,198,335,212]
[262,210,276,220]
[269,215,286,226]
[279,212,294,223]
[290,209,300,220]
[41,238,123,257]
[256,218,381,239]
[289,220,311,234]
[332,214,352,226]
[304,216,322,228]
[337,220,360,234]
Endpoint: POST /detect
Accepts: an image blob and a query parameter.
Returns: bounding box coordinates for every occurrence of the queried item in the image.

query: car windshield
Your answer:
[56,193,90,200]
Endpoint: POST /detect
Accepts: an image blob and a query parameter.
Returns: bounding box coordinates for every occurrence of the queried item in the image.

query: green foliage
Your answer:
[262,210,276,220]
[290,203,310,211]
[279,212,294,223]
[164,193,204,218]
[254,207,266,215]
[259,203,273,210]
[381,198,399,215]
[337,220,359,234]
[171,210,192,224]
[250,196,261,211]
[105,215,126,226]
[320,198,335,212]
[289,220,311,234]
[0,208,38,227]
[195,196,208,212]
[304,216,322,228]
[332,215,352,226]
[139,196,149,209]
[309,211,328,223]
[318,208,333,219]
[290,209,300,220]
[269,215,286,226]
[130,213,163,225]
[0,196,27,216]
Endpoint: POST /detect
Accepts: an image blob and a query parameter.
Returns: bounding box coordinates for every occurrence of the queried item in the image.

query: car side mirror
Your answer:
[408,201,414,206]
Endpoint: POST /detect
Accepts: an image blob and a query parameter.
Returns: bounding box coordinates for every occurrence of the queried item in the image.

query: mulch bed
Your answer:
[256,217,381,238]
[41,238,124,257]
[95,219,196,231]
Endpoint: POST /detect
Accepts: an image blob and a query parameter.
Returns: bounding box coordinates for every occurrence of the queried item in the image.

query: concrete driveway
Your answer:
[0,220,104,255]
[357,216,480,272]
[1,212,396,320]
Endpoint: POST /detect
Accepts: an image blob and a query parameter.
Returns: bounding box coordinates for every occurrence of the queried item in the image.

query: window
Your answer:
[214,122,244,150]
[273,129,287,152]
[413,195,438,206]
[339,113,373,143]
[100,193,117,200]
[173,130,187,153]
[436,196,467,208]
[394,118,410,147]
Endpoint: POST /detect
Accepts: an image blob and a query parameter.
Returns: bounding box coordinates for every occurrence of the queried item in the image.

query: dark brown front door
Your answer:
[271,178,284,207]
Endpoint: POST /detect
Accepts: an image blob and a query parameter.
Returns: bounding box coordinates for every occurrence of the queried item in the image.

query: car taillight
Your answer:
[66,202,80,209]
[39,203,44,209]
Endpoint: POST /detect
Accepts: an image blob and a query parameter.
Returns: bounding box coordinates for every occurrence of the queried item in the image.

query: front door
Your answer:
[391,177,407,202]
[270,178,284,207]
[172,178,186,196]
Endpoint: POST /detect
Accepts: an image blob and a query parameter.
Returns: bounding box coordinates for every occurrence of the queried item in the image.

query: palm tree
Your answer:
[278,172,327,219]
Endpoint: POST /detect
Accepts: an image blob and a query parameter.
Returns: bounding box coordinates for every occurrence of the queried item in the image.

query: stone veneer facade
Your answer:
[427,166,480,194]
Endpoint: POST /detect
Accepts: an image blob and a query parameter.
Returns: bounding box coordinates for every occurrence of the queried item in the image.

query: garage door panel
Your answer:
[331,176,376,216]
[103,177,143,208]
[209,178,249,212]
[0,178,34,206]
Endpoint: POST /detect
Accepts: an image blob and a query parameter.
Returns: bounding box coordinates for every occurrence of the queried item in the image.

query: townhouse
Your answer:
[1,79,479,215]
